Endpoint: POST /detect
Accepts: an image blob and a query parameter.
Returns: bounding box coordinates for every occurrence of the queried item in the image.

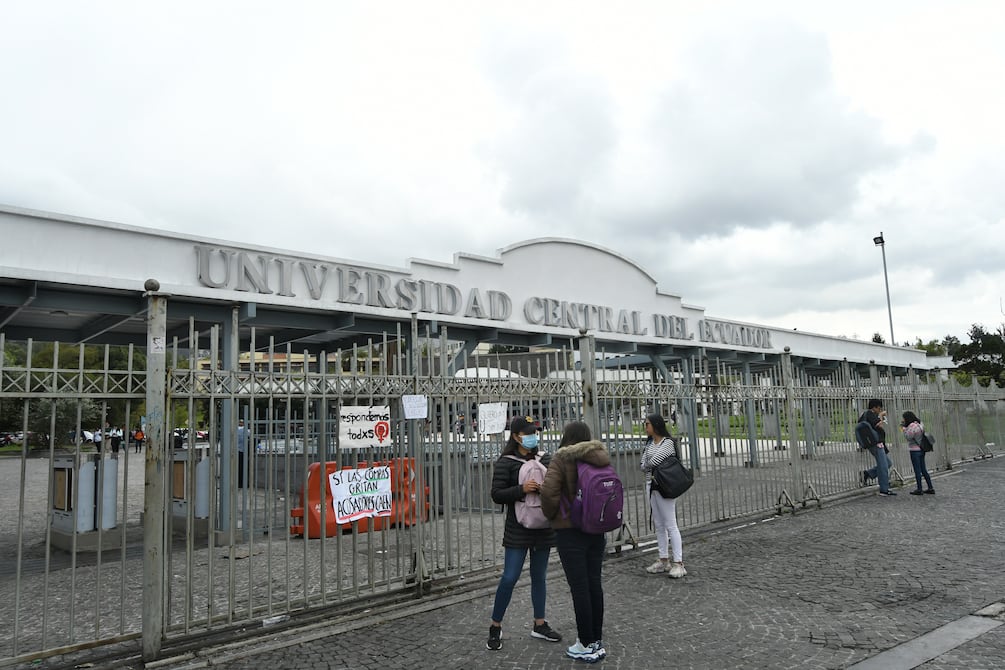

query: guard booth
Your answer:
[170,447,210,535]
[289,457,428,538]
[50,454,120,551]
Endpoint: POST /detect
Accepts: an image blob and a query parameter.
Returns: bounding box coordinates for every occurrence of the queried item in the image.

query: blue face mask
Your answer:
[521,433,540,450]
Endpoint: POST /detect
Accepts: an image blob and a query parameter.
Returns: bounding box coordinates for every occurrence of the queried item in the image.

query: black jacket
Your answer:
[491,451,556,548]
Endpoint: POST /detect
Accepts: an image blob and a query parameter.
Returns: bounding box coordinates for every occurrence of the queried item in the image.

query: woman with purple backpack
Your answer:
[541,420,612,663]
[642,413,687,578]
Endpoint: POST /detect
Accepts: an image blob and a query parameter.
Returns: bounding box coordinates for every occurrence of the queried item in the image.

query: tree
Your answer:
[952,323,1005,387]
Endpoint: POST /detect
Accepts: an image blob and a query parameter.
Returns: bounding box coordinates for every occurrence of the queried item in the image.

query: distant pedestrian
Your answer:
[858,399,896,496]
[485,415,562,651]
[641,413,686,578]
[901,411,935,495]
[93,427,103,453]
[541,420,610,663]
[237,419,249,488]
[110,426,122,459]
[132,427,145,453]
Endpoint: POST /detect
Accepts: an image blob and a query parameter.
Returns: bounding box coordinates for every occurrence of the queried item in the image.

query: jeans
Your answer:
[555,528,605,646]
[909,449,934,491]
[490,545,551,623]
[865,445,891,492]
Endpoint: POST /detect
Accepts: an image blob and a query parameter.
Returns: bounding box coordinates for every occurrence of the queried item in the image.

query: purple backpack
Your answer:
[562,461,624,534]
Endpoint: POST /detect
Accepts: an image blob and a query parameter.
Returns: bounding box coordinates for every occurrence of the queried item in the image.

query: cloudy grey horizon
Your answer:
[1,1,1002,345]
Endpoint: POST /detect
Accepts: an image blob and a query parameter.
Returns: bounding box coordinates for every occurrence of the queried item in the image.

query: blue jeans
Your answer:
[491,545,550,623]
[555,528,605,646]
[910,449,934,491]
[866,445,891,492]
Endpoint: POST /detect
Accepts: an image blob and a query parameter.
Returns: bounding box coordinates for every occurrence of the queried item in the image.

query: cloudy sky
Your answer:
[2,1,1003,345]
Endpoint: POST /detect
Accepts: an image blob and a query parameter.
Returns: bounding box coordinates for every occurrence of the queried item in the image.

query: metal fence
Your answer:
[1,323,1003,666]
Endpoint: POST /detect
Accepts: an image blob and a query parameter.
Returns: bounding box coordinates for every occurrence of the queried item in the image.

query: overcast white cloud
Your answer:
[1,0,1003,345]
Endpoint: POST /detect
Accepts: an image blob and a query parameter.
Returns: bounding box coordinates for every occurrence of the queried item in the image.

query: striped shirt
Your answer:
[641,436,678,477]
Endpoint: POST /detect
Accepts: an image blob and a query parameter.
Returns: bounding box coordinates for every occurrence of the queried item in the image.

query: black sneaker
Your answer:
[909,489,923,495]
[861,470,870,486]
[924,489,935,494]
[878,490,897,496]
[487,625,502,650]
[531,620,562,642]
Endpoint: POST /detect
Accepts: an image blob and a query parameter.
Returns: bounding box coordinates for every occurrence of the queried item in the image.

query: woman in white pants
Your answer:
[641,413,686,578]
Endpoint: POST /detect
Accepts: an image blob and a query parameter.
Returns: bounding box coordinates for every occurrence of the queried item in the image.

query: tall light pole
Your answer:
[873,232,895,345]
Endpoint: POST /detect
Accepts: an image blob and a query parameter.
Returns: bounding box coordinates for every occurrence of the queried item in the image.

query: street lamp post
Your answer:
[873,232,895,345]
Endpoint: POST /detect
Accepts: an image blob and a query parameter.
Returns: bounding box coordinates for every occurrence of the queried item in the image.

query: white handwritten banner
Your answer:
[328,466,393,523]
[401,394,428,420]
[340,405,391,449]
[478,402,508,434]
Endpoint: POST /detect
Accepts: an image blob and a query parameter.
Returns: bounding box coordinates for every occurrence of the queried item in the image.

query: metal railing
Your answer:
[1,322,1003,666]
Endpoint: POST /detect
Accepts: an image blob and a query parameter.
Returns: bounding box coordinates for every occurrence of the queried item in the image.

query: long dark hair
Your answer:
[559,421,592,447]
[645,413,671,443]
[901,411,921,427]
[501,431,522,456]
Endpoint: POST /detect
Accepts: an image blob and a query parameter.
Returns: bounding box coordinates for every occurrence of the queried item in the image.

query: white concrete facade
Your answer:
[0,204,931,370]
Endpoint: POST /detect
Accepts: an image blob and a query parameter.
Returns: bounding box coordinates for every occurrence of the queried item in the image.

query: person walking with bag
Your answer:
[641,413,686,578]
[485,416,562,651]
[901,411,935,495]
[541,420,611,663]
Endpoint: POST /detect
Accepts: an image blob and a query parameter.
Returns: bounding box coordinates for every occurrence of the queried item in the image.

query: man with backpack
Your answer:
[485,416,563,652]
[541,420,620,663]
[857,399,896,496]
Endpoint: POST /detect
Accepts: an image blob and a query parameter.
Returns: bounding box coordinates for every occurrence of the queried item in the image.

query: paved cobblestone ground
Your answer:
[23,456,1005,670]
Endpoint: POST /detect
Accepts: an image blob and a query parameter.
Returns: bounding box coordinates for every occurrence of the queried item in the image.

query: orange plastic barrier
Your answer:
[289,458,429,538]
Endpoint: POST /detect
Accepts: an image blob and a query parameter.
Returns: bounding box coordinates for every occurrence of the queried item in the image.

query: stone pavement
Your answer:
[55,457,1005,670]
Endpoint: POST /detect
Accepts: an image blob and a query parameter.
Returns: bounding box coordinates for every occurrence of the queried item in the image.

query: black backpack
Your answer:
[854,421,879,449]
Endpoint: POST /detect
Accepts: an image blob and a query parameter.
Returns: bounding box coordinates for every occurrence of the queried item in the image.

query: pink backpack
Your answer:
[506,455,551,529]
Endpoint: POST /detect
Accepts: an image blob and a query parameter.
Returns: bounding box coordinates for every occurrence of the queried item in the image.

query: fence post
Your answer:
[577,331,601,440]
[933,370,952,470]
[142,281,167,661]
[780,348,804,499]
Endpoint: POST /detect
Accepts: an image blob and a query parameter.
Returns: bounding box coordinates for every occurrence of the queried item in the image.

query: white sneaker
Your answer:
[590,640,607,659]
[645,559,669,574]
[566,639,601,663]
[668,563,687,579]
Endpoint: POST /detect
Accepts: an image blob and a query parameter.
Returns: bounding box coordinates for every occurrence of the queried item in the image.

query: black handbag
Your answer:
[651,454,694,499]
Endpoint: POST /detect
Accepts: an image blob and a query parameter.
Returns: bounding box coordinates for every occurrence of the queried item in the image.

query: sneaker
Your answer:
[531,620,562,642]
[486,625,502,651]
[566,640,600,663]
[590,640,607,659]
[668,563,687,579]
[645,559,670,574]
[925,489,935,494]
[909,489,923,495]
[878,490,897,496]
[861,470,870,486]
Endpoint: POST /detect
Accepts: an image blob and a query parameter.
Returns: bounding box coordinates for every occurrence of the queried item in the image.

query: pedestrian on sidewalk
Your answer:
[900,411,935,495]
[858,399,896,496]
[485,416,562,651]
[641,413,687,577]
[541,420,610,663]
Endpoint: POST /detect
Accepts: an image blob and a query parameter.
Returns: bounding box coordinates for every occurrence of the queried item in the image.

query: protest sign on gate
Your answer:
[328,465,392,523]
[478,402,508,434]
[340,405,391,449]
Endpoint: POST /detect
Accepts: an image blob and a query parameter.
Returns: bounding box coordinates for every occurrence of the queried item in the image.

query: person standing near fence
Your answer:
[641,413,686,578]
[541,420,610,663]
[901,411,935,495]
[859,399,896,496]
[485,415,562,651]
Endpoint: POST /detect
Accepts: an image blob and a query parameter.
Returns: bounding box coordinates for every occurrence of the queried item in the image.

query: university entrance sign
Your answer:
[0,204,928,370]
